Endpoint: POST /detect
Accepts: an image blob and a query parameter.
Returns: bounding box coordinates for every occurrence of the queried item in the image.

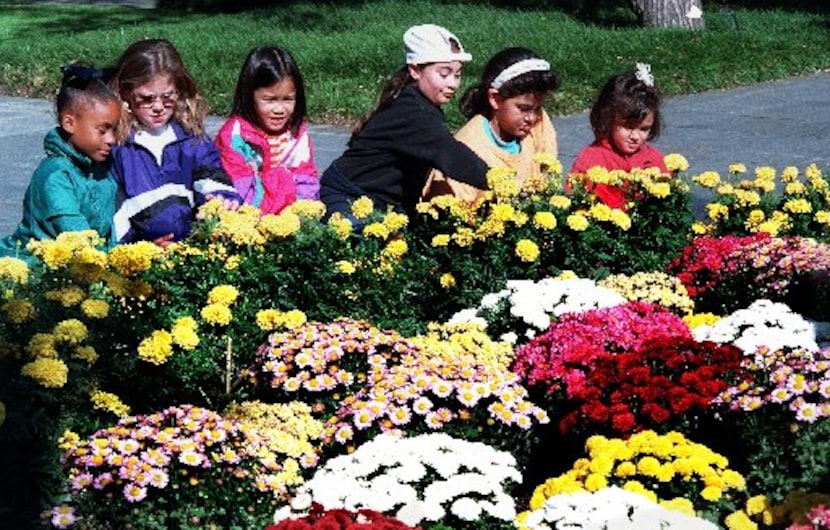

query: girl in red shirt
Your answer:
[570,63,669,209]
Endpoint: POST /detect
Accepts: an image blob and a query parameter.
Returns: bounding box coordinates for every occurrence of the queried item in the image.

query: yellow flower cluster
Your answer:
[327,215,353,240]
[335,260,356,274]
[80,299,110,319]
[487,167,522,199]
[693,171,721,189]
[598,271,694,315]
[90,390,131,417]
[107,241,164,278]
[411,322,513,369]
[283,199,326,220]
[664,153,689,172]
[211,206,267,246]
[439,272,456,289]
[525,430,746,517]
[683,312,722,330]
[534,152,563,175]
[258,212,302,239]
[255,309,307,332]
[171,316,199,350]
[43,285,86,307]
[566,213,590,231]
[72,345,98,364]
[53,319,88,346]
[350,197,374,219]
[515,239,540,262]
[207,285,239,306]
[0,257,29,284]
[1,299,36,324]
[223,400,323,472]
[201,303,232,326]
[137,329,174,365]
[532,211,557,230]
[26,333,57,358]
[28,231,106,270]
[21,357,68,388]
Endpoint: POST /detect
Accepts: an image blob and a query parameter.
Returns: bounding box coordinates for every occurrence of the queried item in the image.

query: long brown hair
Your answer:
[112,38,209,141]
[349,66,413,144]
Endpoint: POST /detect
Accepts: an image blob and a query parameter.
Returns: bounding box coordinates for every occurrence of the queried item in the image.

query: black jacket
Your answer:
[331,84,488,213]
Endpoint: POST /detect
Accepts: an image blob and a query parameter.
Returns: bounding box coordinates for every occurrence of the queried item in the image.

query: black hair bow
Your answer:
[60,63,116,89]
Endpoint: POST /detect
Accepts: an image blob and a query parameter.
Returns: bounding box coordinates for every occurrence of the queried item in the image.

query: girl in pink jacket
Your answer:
[216,46,319,214]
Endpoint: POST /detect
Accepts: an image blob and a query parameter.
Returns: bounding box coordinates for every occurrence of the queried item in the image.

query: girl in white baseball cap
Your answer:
[319,24,488,223]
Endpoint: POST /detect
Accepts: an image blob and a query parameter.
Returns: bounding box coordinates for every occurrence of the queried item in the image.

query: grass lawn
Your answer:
[0,1,827,128]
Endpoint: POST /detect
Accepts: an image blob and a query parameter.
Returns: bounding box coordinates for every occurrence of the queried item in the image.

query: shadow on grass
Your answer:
[1,6,165,37]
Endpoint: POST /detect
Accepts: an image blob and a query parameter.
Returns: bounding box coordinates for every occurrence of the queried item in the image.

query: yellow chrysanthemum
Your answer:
[137,330,174,365]
[0,257,29,284]
[549,195,572,210]
[532,211,557,230]
[26,333,58,359]
[53,319,88,345]
[255,309,282,331]
[664,153,689,172]
[283,199,326,219]
[201,303,232,326]
[258,212,302,238]
[534,152,563,174]
[350,197,374,219]
[90,390,131,417]
[171,317,199,350]
[328,215,353,239]
[362,222,390,240]
[609,209,632,230]
[72,345,98,364]
[280,310,307,330]
[107,241,164,278]
[382,212,409,232]
[783,199,812,214]
[566,213,589,231]
[21,358,68,388]
[207,285,239,306]
[728,163,747,174]
[431,234,450,247]
[336,260,356,274]
[80,299,110,319]
[1,299,37,324]
[382,239,408,259]
[515,239,540,262]
[440,272,456,289]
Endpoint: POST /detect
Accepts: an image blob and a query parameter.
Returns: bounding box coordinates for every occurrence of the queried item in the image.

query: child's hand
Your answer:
[205,194,241,212]
[153,233,175,248]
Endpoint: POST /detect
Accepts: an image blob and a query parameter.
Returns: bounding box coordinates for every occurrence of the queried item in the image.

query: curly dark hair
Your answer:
[589,69,662,143]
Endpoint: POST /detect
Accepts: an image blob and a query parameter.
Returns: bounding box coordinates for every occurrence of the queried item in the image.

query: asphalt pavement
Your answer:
[1,70,828,235]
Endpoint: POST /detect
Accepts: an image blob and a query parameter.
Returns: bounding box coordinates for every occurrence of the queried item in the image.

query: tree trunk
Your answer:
[629,0,706,29]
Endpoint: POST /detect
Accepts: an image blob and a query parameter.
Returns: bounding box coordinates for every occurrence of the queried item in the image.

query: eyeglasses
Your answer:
[132,90,179,109]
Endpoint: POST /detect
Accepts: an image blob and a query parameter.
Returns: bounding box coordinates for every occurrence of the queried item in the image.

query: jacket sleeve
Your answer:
[385,99,488,189]
[215,119,263,206]
[193,135,243,206]
[38,168,92,235]
[289,129,320,200]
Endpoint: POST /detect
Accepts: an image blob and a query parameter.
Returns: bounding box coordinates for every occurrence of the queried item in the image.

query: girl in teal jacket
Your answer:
[0,63,121,260]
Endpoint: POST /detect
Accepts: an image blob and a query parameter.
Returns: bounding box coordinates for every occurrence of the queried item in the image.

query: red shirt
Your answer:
[570,140,669,209]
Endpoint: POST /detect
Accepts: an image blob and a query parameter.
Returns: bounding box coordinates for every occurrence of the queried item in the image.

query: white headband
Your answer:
[490,58,551,90]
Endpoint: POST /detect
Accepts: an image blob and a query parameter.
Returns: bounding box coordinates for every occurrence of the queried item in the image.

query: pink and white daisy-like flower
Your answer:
[353,410,375,430]
[282,377,302,392]
[795,401,820,423]
[118,438,141,454]
[71,472,93,490]
[141,448,170,467]
[147,468,169,489]
[178,449,204,467]
[819,380,830,399]
[388,406,412,426]
[93,472,114,490]
[456,387,481,408]
[769,387,792,403]
[412,396,433,415]
[425,411,445,429]
[432,380,453,398]
[300,453,320,468]
[515,414,533,430]
[123,482,148,503]
[334,425,353,444]
[50,505,75,529]
[787,373,809,395]
[220,448,241,464]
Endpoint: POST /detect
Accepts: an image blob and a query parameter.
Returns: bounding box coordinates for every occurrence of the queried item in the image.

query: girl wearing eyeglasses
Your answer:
[110,38,241,246]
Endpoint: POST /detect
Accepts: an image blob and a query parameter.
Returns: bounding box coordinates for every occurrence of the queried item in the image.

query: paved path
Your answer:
[1,71,828,235]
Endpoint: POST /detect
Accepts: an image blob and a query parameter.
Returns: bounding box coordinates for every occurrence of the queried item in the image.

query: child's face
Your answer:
[487,90,545,141]
[408,62,463,107]
[611,111,654,155]
[253,78,297,136]
[128,75,179,132]
[60,99,121,163]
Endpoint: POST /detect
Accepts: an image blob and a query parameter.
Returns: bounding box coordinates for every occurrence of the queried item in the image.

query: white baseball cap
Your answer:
[404,24,472,65]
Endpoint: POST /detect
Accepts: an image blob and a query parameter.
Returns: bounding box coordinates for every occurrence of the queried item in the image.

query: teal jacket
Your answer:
[0,127,116,260]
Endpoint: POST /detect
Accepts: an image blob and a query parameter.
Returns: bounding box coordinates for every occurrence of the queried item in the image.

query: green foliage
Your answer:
[0,2,828,128]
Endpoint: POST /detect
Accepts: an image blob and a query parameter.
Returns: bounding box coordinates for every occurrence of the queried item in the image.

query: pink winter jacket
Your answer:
[215,116,319,214]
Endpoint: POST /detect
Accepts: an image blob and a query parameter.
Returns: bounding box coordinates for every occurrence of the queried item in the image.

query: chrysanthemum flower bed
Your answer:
[1,158,830,529]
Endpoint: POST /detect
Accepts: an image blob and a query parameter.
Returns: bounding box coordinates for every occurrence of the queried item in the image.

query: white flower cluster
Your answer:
[290,432,520,526]
[523,486,718,530]
[450,277,625,344]
[692,299,830,356]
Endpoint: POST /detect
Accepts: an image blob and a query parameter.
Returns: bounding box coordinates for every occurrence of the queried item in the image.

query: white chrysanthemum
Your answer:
[693,299,820,355]
[302,433,519,525]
